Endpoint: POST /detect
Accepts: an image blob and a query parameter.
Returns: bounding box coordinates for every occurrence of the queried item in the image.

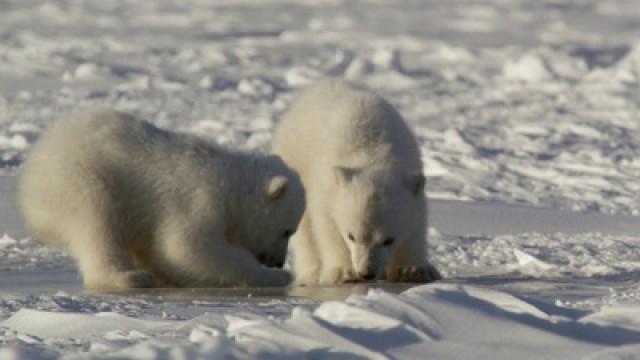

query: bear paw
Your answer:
[122,271,156,288]
[261,269,292,287]
[318,267,359,285]
[85,271,155,290]
[385,264,441,283]
[292,267,321,286]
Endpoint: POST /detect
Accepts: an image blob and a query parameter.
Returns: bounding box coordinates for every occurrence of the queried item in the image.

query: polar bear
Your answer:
[272,79,440,285]
[18,110,305,290]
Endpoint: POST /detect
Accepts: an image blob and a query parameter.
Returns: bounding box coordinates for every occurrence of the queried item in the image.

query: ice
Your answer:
[432,232,640,279]
[512,248,555,273]
[188,325,220,343]
[62,63,112,82]
[503,54,553,82]
[2,0,640,358]
[0,235,17,249]
[235,77,271,97]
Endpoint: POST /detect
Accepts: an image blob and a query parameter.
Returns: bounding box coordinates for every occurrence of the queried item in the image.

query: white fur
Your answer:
[273,79,440,285]
[18,110,305,289]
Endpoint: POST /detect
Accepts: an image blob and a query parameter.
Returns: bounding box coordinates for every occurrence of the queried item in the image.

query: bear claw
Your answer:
[385,264,441,283]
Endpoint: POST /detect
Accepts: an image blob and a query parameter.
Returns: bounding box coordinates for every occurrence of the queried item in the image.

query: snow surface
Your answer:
[2,0,640,358]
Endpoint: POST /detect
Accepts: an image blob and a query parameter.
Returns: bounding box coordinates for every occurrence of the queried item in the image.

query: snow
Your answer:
[1,1,640,213]
[2,0,640,358]
[4,285,640,359]
[3,310,177,340]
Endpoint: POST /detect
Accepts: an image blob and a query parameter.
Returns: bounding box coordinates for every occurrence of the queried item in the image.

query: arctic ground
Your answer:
[2,0,640,359]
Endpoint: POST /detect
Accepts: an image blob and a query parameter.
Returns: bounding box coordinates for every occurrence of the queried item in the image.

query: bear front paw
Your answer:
[262,269,293,287]
[319,267,359,285]
[123,271,156,288]
[385,264,441,283]
[85,270,155,290]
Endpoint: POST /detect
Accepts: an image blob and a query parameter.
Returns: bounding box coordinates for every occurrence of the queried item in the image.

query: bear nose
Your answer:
[258,253,285,268]
[272,258,285,268]
[267,256,285,268]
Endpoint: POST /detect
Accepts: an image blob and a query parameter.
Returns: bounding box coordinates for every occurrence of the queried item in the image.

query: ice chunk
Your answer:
[503,54,552,82]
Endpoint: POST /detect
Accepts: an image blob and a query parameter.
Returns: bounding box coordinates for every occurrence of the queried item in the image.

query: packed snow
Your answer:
[4,284,640,359]
[2,0,640,358]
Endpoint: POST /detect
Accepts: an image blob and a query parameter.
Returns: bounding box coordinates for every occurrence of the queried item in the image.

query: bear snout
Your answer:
[257,252,285,268]
[268,257,285,268]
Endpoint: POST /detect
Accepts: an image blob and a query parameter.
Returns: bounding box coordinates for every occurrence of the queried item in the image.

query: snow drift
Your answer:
[3,285,640,359]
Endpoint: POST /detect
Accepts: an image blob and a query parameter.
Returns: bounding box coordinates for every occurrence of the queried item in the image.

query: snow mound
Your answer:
[3,310,177,340]
[3,285,640,359]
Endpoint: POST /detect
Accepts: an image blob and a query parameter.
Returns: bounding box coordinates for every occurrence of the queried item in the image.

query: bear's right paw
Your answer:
[385,264,441,283]
[318,267,358,285]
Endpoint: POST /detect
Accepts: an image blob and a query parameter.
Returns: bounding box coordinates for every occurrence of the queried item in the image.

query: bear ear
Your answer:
[266,175,289,200]
[334,166,359,186]
[405,173,426,196]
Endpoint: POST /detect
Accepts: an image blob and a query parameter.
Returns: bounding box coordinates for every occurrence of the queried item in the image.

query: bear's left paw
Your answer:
[84,270,156,290]
[385,264,441,283]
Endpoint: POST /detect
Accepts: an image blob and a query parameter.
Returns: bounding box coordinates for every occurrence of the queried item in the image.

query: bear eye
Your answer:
[347,233,355,242]
[282,229,293,239]
[382,237,395,247]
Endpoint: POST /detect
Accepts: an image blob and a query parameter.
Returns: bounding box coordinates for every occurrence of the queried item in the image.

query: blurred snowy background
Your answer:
[2,1,640,358]
[2,0,640,213]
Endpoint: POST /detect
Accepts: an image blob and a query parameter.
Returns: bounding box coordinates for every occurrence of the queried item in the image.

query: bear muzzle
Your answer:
[257,252,285,268]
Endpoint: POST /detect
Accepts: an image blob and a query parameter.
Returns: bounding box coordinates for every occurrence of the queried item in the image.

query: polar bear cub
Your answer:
[273,79,440,285]
[18,110,305,289]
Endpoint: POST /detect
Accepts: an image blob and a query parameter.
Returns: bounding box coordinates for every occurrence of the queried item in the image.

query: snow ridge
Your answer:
[3,285,640,359]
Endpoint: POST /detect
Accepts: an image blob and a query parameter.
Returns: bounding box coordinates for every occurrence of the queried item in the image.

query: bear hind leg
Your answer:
[67,223,153,290]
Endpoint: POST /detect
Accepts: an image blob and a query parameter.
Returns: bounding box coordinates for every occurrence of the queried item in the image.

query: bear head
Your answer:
[242,157,306,269]
[331,166,426,280]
